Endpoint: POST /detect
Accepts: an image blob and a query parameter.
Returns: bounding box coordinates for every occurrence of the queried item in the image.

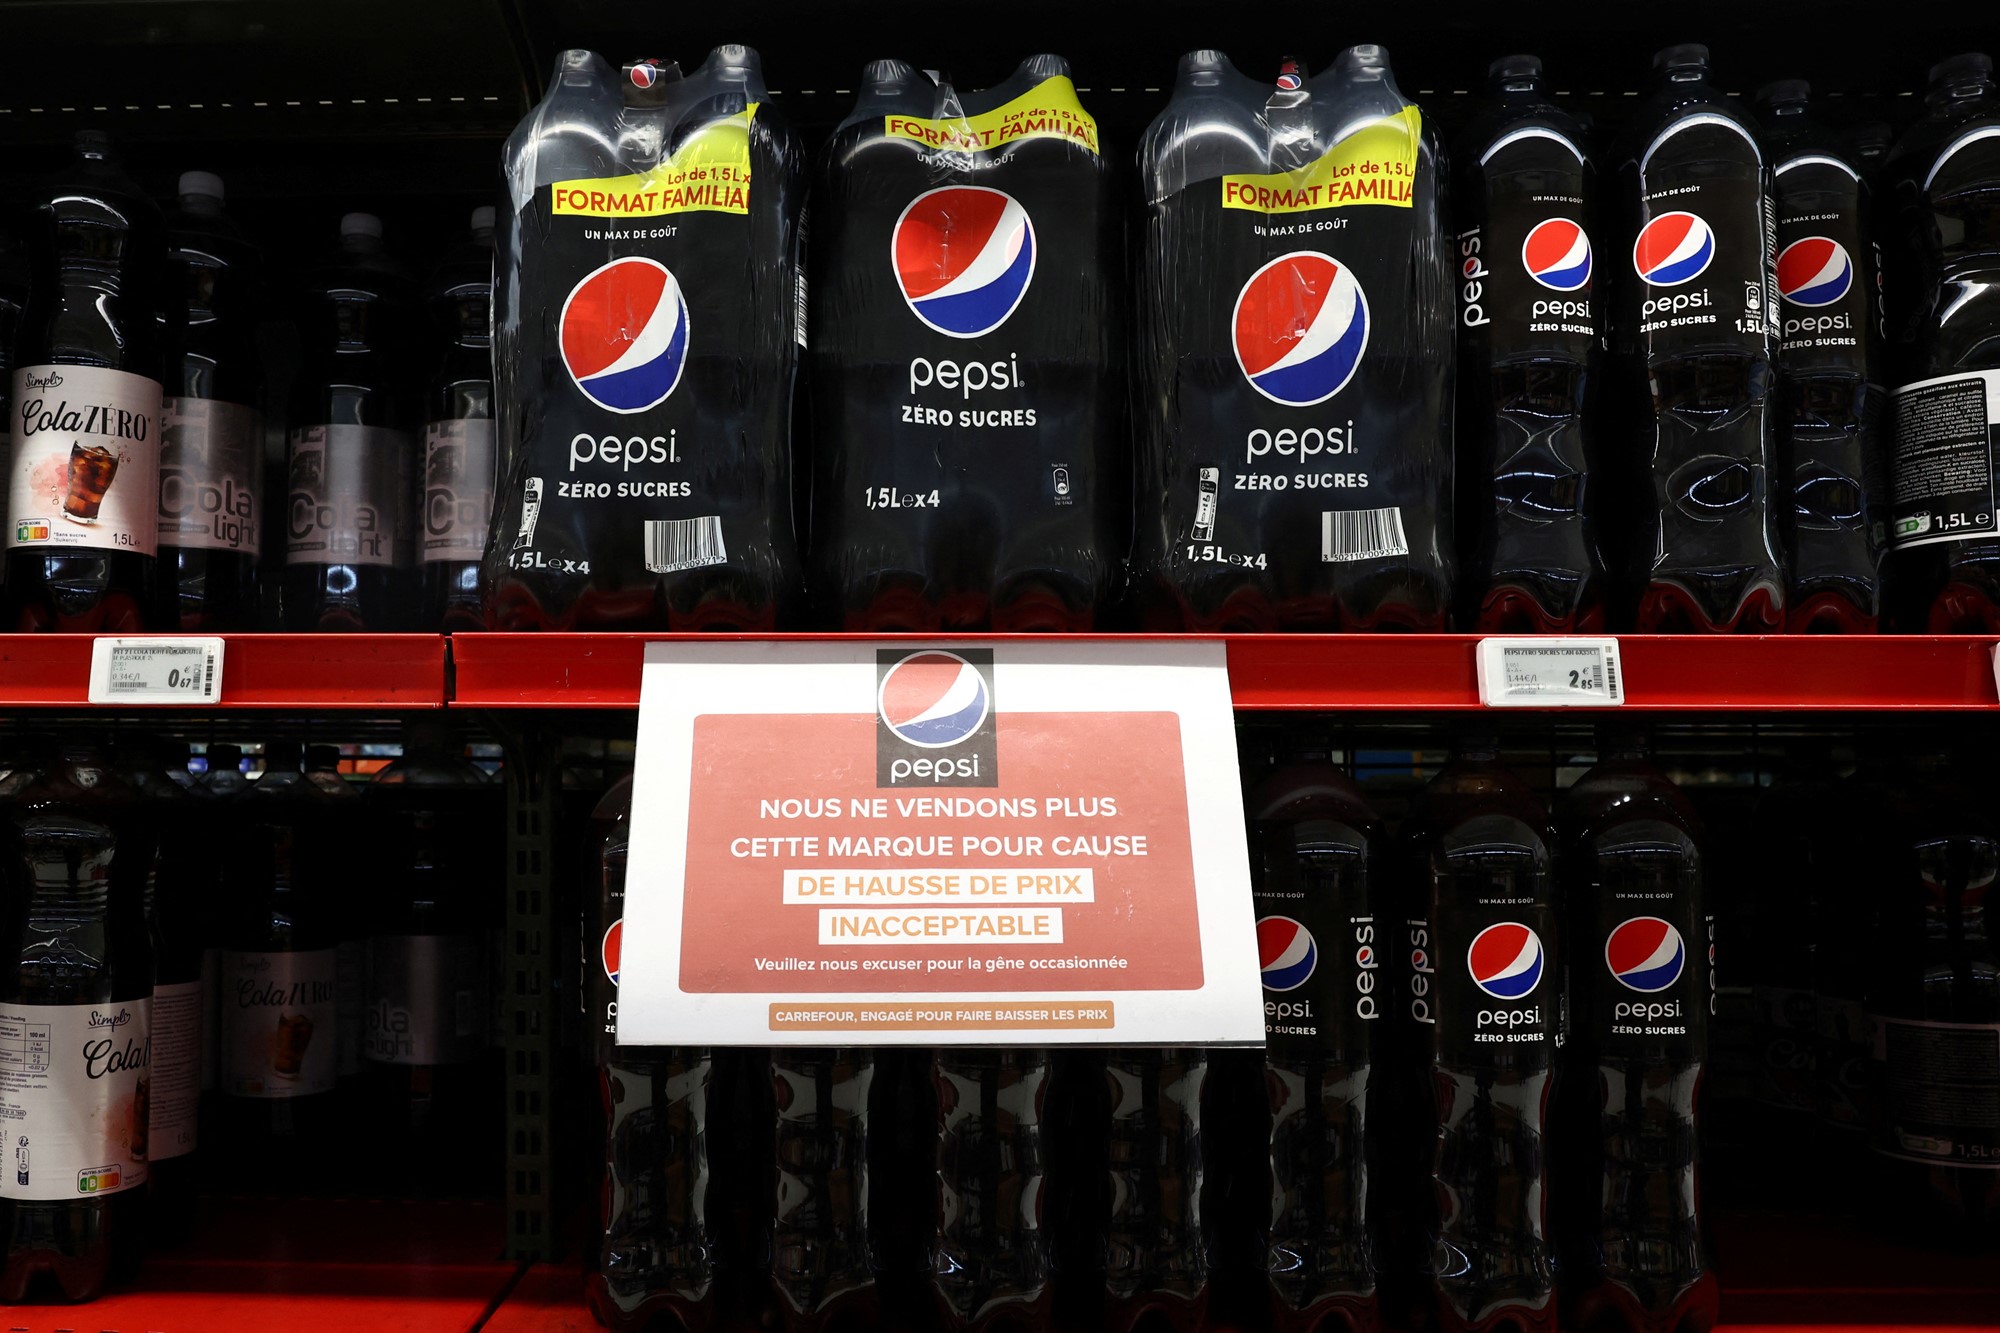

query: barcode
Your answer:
[1321,507,1410,563]
[645,516,727,574]
[793,269,809,348]
[1602,651,1620,697]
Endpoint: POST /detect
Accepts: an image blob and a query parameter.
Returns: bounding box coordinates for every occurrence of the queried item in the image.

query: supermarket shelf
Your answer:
[447,632,2000,712]
[0,633,448,710]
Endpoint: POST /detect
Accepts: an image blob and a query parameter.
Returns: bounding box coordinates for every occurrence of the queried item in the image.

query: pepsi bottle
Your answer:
[1135,47,1453,631]
[420,207,496,632]
[768,1048,878,1332]
[1610,45,1785,632]
[1095,1047,1209,1333]
[1882,55,2000,630]
[485,48,805,631]
[930,1048,1051,1332]
[282,213,419,631]
[810,57,1121,631]
[1400,730,1559,1333]
[1246,735,1382,1333]
[1556,728,1718,1333]
[1454,55,1608,632]
[1756,82,1888,633]
[5,131,166,632]
[159,170,264,629]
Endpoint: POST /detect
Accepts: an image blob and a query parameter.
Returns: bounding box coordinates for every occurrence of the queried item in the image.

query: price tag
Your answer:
[86,637,224,705]
[1475,637,1624,707]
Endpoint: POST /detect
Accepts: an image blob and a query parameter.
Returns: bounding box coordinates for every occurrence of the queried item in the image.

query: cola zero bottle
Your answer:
[421,206,497,631]
[1455,55,1608,632]
[159,170,265,629]
[1611,45,1785,632]
[4,131,166,631]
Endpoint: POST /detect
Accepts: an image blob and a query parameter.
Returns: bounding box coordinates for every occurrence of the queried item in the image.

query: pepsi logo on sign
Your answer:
[1632,211,1716,287]
[1776,236,1853,307]
[1233,251,1369,407]
[1605,916,1685,992]
[560,257,690,413]
[1467,922,1545,1000]
[602,919,623,986]
[893,186,1037,339]
[1257,916,1318,992]
[1522,218,1592,292]
[875,648,999,788]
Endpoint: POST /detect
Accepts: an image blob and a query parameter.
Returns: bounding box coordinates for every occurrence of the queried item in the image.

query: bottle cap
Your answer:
[1654,43,1710,74]
[1489,54,1543,84]
[1929,52,1994,87]
[178,170,225,202]
[470,205,496,233]
[263,740,303,772]
[1755,78,1810,109]
[340,212,383,240]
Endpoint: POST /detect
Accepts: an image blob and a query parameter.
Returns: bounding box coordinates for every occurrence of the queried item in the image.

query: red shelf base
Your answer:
[0,633,447,709]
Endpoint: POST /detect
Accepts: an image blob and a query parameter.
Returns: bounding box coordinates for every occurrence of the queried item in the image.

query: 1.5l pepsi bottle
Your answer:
[485,48,805,631]
[810,56,1121,631]
[4,131,166,631]
[1455,55,1607,632]
[1756,82,1887,632]
[1135,47,1453,631]
[1610,46,1785,632]
[420,207,496,631]
[159,170,264,629]
[1882,55,2000,629]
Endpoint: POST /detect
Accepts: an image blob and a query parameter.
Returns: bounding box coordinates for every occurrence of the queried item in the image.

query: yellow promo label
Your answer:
[1220,106,1421,213]
[551,104,758,218]
[884,76,1099,157]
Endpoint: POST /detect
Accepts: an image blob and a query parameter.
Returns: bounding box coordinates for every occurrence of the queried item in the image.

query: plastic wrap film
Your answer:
[808,56,1122,631]
[1133,47,1453,632]
[483,47,805,631]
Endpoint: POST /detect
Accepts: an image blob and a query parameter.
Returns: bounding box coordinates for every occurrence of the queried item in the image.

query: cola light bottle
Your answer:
[585,774,717,1329]
[4,131,166,632]
[1556,728,1718,1333]
[1755,82,1888,632]
[0,740,155,1302]
[1245,734,1382,1333]
[1455,55,1608,632]
[1400,730,1559,1333]
[159,171,264,629]
[1610,46,1785,631]
[421,207,496,631]
[282,213,418,630]
[1882,55,2000,629]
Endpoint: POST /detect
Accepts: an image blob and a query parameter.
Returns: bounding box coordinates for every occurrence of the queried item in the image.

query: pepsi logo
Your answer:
[602,919,622,986]
[560,257,690,414]
[1632,211,1715,287]
[877,651,990,749]
[1605,917,1686,993]
[893,186,1036,339]
[1777,236,1853,307]
[1234,251,1369,407]
[629,59,662,89]
[1522,218,1592,292]
[1258,916,1317,992]
[1467,922,1545,1001]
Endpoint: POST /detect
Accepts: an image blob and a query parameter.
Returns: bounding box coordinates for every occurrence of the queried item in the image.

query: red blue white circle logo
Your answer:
[1522,218,1593,291]
[1776,236,1853,307]
[630,59,663,89]
[1233,251,1369,407]
[1632,211,1715,287]
[877,651,990,749]
[602,919,622,986]
[559,257,690,414]
[1605,916,1685,992]
[1467,922,1545,1000]
[1257,916,1317,991]
[893,186,1036,339]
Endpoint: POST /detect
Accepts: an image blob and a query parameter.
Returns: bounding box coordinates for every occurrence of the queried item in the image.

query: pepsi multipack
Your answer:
[1133,46,1454,631]
[483,46,805,631]
[808,56,1122,631]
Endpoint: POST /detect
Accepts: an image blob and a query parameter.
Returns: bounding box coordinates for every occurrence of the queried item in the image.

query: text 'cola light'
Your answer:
[1135,47,1453,631]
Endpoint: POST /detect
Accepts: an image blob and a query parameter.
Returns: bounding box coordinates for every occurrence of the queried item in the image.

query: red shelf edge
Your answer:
[0,633,448,710]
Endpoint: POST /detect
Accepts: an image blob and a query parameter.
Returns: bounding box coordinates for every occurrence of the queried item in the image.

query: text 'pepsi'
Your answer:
[483,47,805,631]
[1133,47,1453,632]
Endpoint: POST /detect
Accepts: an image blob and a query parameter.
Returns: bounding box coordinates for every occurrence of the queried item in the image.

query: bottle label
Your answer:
[1457,128,1598,354]
[1430,897,1561,1066]
[148,979,201,1161]
[0,1000,152,1200]
[1752,983,1817,1113]
[1771,155,1879,374]
[1815,993,1871,1132]
[161,397,263,555]
[1887,369,2000,550]
[422,418,496,562]
[1252,820,1378,1056]
[220,949,338,1098]
[284,423,408,567]
[199,946,218,1094]
[5,364,164,555]
[1625,149,1779,348]
[1579,902,1714,1057]
[1871,1016,2000,1169]
[363,934,487,1066]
